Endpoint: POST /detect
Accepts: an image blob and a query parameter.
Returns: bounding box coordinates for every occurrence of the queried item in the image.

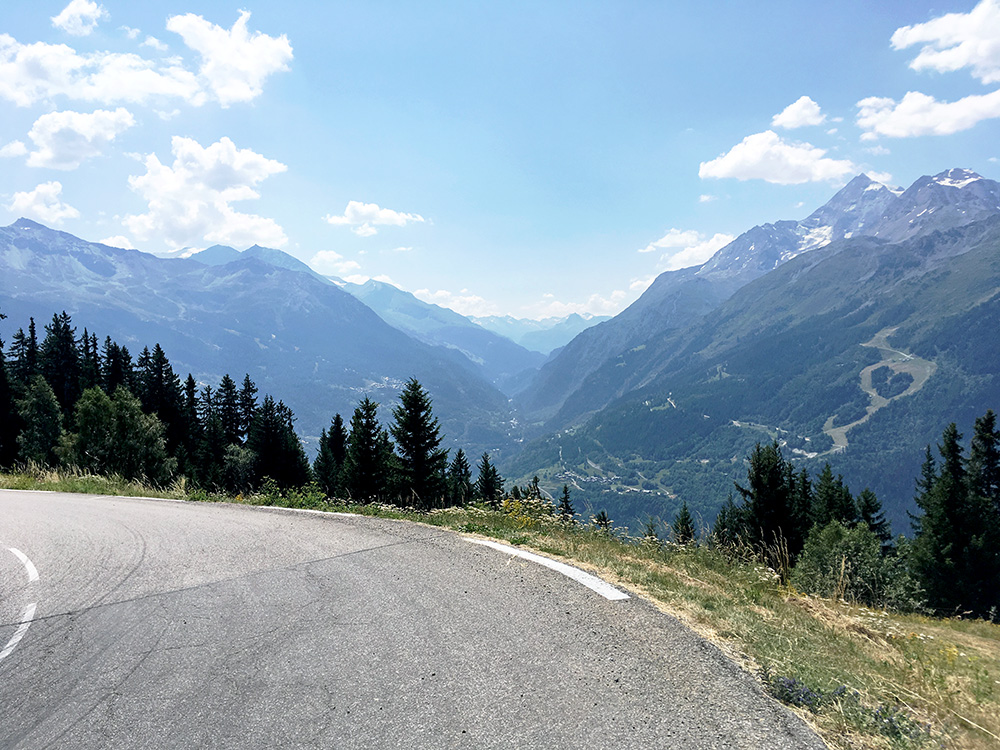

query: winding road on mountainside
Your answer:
[822,327,937,455]
[0,490,823,749]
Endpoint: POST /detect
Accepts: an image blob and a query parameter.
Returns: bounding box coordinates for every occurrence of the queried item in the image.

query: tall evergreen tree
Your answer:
[237,374,258,442]
[0,341,20,467]
[137,344,184,458]
[557,484,574,522]
[813,463,857,528]
[712,493,745,547]
[968,410,1000,514]
[197,385,226,489]
[39,311,80,415]
[447,448,473,506]
[390,379,448,509]
[313,414,348,498]
[342,397,394,502]
[475,452,503,508]
[734,442,801,555]
[247,396,311,490]
[8,317,39,386]
[910,422,998,616]
[856,488,892,550]
[216,374,241,446]
[672,501,696,544]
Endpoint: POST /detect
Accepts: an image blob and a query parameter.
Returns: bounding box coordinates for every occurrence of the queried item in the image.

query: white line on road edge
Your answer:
[465,538,630,601]
[9,548,39,582]
[0,603,37,662]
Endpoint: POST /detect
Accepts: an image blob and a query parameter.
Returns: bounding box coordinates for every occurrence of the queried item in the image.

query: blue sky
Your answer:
[3,0,999,318]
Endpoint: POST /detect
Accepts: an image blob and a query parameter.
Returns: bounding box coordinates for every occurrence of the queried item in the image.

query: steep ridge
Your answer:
[510,210,1000,531]
[0,219,514,454]
[518,169,1000,431]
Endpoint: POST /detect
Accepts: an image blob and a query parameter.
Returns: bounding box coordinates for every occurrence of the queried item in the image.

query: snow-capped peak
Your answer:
[933,168,983,189]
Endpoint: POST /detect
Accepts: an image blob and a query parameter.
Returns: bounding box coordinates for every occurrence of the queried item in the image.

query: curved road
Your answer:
[0,490,823,748]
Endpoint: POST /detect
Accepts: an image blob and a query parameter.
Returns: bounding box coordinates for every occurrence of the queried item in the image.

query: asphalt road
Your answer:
[0,490,824,749]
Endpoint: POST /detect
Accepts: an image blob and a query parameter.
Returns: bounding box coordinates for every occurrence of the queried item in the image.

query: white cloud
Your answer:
[0,34,202,107]
[639,228,701,253]
[699,130,857,184]
[98,234,135,249]
[6,181,79,225]
[523,290,629,319]
[309,249,361,276]
[892,0,1000,84]
[771,96,826,128]
[142,36,168,52]
[414,288,500,317]
[698,194,716,203]
[324,200,426,236]
[166,10,292,107]
[865,144,891,155]
[390,246,414,253]
[121,26,140,40]
[866,170,895,185]
[26,107,135,170]
[51,0,107,37]
[124,135,288,250]
[661,233,735,272]
[856,89,1000,138]
[0,140,27,158]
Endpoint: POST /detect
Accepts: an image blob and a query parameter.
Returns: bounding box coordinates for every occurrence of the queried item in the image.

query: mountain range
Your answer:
[3,167,998,534]
[510,168,1000,531]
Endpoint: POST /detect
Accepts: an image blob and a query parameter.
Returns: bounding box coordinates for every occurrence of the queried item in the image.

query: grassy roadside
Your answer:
[3,469,997,750]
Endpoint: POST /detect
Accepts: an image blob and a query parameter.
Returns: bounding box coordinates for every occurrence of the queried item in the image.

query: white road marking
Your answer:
[9,548,39,582]
[466,538,630,601]
[0,603,37,662]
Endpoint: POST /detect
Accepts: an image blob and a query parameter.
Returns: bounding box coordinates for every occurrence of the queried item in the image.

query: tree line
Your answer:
[0,310,514,510]
[713,414,1000,619]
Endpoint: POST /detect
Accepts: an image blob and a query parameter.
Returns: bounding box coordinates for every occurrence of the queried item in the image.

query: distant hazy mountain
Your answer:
[0,220,515,455]
[335,278,544,391]
[508,169,1000,533]
[517,169,1000,425]
[471,313,610,354]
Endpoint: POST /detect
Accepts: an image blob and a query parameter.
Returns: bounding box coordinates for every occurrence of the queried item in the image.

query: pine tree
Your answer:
[39,311,80,415]
[216,374,241,446]
[197,385,226,490]
[247,396,311,490]
[0,341,20,467]
[813,463,857,528]
[8,317,39,386]
[475,452,503,508]
[968,409,1000,513]
[712,493,745,547]
[342,397,393,502]
[447,448,473,506]
[558,484,574,523]
[734,441,798,554]
[390,379,448,509]
[238,374,258,442]
[672,501,696,544]
[314,414,348,498]
[856,488,892,550]
[592,510,612,531]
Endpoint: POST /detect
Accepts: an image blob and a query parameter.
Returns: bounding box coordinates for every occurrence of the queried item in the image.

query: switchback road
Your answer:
[0,490,823,748]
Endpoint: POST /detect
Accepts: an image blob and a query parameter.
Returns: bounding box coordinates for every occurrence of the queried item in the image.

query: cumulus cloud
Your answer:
[892,0,1000,84]
[639,228,701,253]
[698,194,716,203]
[6,181,79,225]
[0,34,202,107]
[309,249,361,276]
[324,201,426,237]
[699,130,857,184]
[0,140,27,158]
[523,290,629,319]
[166,10,292,107]
[124,136,288,250]
[25,108,135,169]
[771,96,827,128]
[98,234,135,249]
[413,288,500,317]
[856,89,1000,138]
[51,0,107,37]
[640,229,734,270]
[142,36,168,52]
